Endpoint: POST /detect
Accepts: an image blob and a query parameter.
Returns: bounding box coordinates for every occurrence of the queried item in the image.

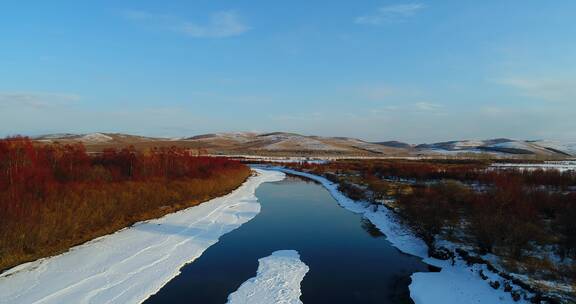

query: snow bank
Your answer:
[410,259,524,304]
[491,162,576,172]
[0,169,285,304]
[226,250,309,304]
[266,167,528,304]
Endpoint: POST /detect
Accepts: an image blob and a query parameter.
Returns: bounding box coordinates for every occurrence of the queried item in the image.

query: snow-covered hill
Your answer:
[415,138,574,156]
[183,132,407,155]
[32,132,575,157]
[530,140,576,156]
[35,133,159,145]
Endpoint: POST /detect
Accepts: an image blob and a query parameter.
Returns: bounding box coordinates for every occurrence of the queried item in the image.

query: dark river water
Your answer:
[145,175,431,304]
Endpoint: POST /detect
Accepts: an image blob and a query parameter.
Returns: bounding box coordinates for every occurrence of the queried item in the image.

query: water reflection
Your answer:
[145,175,430,304]
[361,218,385,238]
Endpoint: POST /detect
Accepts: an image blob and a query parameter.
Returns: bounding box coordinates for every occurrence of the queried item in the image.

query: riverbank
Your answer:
[0,168,250,273]
[145,172,429,303]
[0,138,252,272]
[0,169,285,304]
[264,166,531,304]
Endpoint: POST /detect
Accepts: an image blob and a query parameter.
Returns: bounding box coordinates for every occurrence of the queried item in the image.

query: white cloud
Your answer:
[414,101,443,111]
[125,10,250,38]
[0,92,80,109]
[495,77,576,102]
[369,102,443,116]
[356,3,426,25]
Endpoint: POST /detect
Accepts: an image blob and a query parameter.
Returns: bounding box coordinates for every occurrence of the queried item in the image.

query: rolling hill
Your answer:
[31,132,575,158]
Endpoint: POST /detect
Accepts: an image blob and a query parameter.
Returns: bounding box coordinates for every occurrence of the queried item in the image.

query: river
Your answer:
[145,174,432,304]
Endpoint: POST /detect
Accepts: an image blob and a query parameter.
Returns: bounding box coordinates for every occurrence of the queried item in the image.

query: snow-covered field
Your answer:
[263,136,346,151]
[222,154,431,163]
[226,250,309,304]
[268,167,528,304]
[79,132,114,143]
[410,258,523,304]
[491,161,576,172]
[532,140,576,156]
[0,169,285,304]
[229,155,330,164]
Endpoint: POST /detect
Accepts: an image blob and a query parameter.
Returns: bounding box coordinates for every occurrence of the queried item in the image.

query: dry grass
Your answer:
[0,166,250,272]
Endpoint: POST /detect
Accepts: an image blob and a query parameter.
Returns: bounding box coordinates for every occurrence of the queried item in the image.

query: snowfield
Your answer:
[267,167,529,304]
[410,258,524,304]
[532,140,576,156]
[0,169,285,304]
[262,136,347,151]
[226,250,309,304]
[79,132,114,143]
[490,161,576,172]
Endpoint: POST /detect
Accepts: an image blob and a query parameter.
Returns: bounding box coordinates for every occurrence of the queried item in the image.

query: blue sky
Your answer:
[1,1,575,143]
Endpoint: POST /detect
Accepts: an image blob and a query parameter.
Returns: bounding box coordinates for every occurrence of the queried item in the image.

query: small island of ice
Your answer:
[227,250,309,304]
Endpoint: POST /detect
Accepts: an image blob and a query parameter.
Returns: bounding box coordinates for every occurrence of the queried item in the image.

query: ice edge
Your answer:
[269,166,528,304]
[0,169,285,304]
[226,250,309,304]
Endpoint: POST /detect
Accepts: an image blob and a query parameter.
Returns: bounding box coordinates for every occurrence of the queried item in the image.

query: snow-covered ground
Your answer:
[78,133,114,143]
[221,154,431,163]
[491,161,576,172]
[490,141,541,151]
[226,250,309,304]
[532,140,576,156]
[266,167,529,304]
[0,169,285,304]
[262,136,347,151]
[229,155,330,164]
[410,258,524,304]
[417,148,493,155]
[453,140,486,149]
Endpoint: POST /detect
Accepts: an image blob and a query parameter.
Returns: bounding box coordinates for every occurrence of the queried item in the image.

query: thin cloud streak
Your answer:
[125,10,250,38]
[414,101,443,111]
[370,102,444,115]
[356,3,426,25]
[495,77,576,102]
[0,92,80,109]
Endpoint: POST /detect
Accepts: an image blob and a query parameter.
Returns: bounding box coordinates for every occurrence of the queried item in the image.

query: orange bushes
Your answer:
[295,159,576,187]
[0,137,250,271]
[395,172,575,259]
[397,181,470,248]
[286,159,576,259]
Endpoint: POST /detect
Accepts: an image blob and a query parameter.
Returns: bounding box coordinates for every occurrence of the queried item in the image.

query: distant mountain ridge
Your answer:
[374,141,413,149]
[34,132,162,145]
[32,132,576,157]
[414,138,576,156]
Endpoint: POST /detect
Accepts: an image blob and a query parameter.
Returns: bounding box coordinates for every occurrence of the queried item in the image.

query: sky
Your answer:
[1,1,575,143]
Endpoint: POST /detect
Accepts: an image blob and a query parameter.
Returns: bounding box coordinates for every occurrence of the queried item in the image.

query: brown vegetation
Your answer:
[283,159,576,278]
[0,137,250,271]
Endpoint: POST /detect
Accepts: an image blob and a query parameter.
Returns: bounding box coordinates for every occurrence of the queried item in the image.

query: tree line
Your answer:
[0,137,250,271]
[285,159,576,281]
